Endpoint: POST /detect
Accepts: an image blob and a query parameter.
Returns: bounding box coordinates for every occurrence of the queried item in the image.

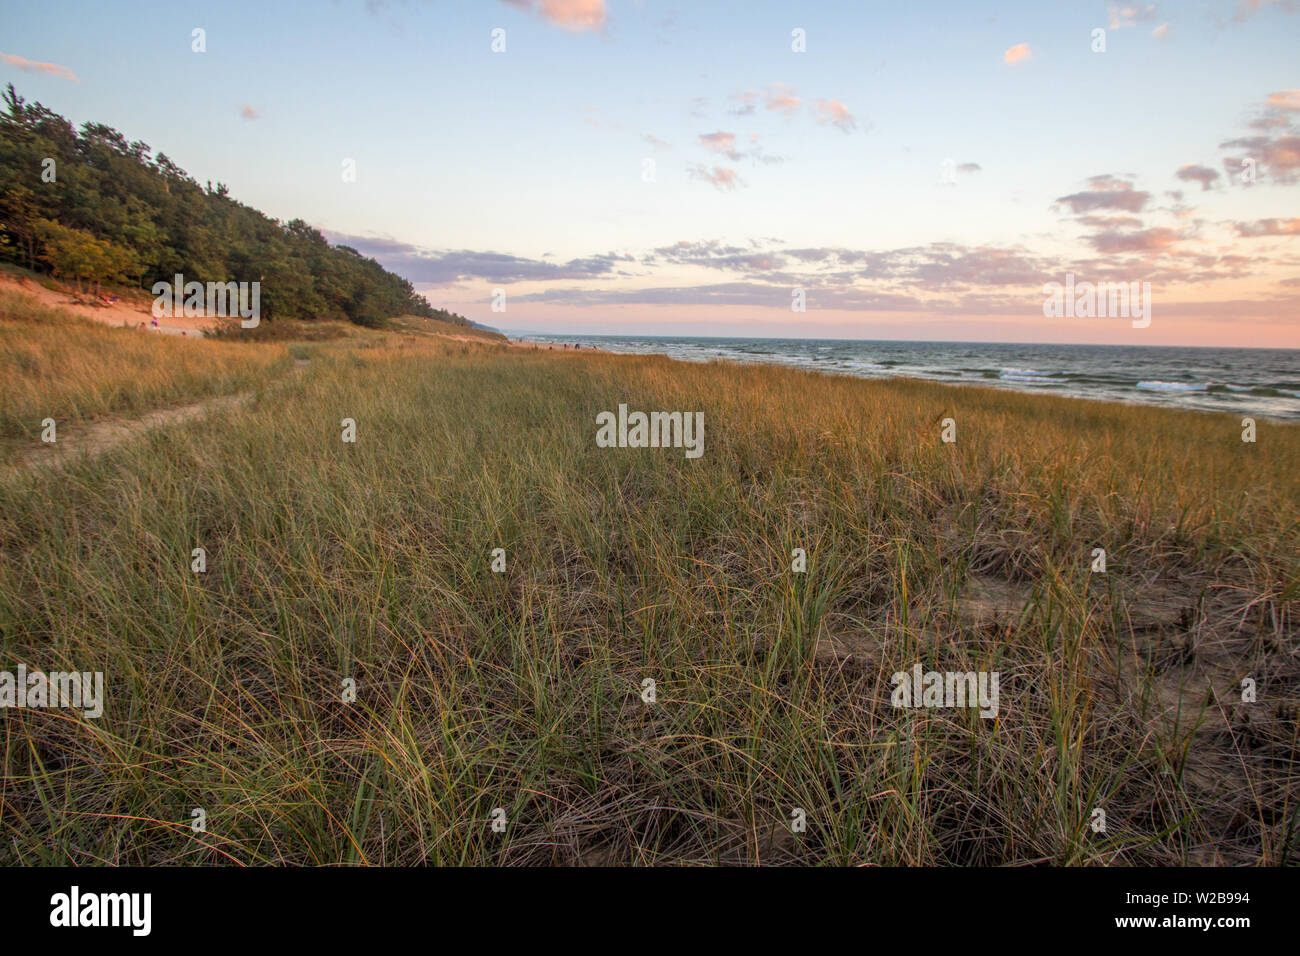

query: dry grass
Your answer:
[0,288,290,453]
[0,330,1296,866]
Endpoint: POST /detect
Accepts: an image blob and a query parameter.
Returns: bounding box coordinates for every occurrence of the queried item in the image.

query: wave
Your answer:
[1137,380,1207,392]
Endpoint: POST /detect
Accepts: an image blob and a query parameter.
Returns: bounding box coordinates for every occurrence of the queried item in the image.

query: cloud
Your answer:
[1107,5,1158,30]
[643,134,672,151]
[694,131,782,166]
[1076,214,1144,229]
[1217,91,1300,183]
[1267,89,1300,111]
[811,98,857,133]
[502,0,606,32]
[728,91,758,116]
[1151,22,1169,37]
[764,83,801,115]
[686,164,743,191]
[239,103,261,120]
[1003,43,1031,66]
[511,281,935,312]
[321,232,633,284]
[1220,133,1300,184]
[1086,226,1187,253]
[1234,0,1300,22]
[1234,217,1300,236]
[957,162,982,174]
[650,240,786,273]
[699,131,738,156]
[0,52,78,82]
[1055,175,1150,213]
[1175,163,1219,190]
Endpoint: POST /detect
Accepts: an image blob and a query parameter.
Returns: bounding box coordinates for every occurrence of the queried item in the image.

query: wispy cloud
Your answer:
[239,103,261,120]
[1234,0,1300,23]
[322,232,634,284]
[1107,5,1159,30]
[764,83,801,115]
[1055,175,1150,213]
[1234,217,1300,236]
[1266,89,1300,110]
[699,131,738,156]
[811,98,857,133]
[728,90,758,116]
[0,52,78,82]
[686,164,743,191]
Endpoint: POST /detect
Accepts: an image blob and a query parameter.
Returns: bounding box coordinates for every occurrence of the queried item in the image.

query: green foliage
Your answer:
[32,218,137,294]
[0,84,462,328]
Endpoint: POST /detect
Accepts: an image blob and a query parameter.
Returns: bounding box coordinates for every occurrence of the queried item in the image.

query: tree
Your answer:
[0,85,475,328]
[32,218,136,296]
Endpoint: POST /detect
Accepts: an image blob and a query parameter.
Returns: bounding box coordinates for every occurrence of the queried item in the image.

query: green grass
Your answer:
[0,327,1296,865]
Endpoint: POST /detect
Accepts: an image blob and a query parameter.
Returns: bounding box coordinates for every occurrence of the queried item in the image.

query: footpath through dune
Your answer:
[5,359,310,474]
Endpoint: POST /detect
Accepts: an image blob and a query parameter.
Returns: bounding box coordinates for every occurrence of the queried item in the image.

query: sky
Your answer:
[2,0,1299,345]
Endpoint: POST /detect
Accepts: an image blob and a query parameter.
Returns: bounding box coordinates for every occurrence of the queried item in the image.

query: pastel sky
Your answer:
[3,0,1299,345]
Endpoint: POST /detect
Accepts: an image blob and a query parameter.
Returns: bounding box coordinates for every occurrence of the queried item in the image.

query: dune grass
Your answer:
[0,331,1296,865]
[0,288,290,451]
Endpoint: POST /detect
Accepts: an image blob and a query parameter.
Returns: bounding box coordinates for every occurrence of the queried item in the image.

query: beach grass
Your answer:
[0,288,290,451]
[0,299,1296,865]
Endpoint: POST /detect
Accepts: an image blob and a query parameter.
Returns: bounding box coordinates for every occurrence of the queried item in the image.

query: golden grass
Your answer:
[0,288,290,451]
[0,328,1296,866]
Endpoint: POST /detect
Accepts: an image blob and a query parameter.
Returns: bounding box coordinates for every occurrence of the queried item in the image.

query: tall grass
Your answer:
[0,334,1295,865]
[0,288,289,448]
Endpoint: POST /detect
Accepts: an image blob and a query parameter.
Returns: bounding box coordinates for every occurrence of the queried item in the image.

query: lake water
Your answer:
[515,335,1300,421]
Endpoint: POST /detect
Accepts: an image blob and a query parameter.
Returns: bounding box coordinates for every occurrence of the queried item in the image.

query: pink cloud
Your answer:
[537,0,605,31]
[764,84,801,115]
[239,103,261,120]
[1235,217,1300,236]
[1003,43,1031,66]
[1108,5,1158,30]
[1087,226,1186,253]
[812,98,857,132]
[1175,163,1219,190]
[1055,175,1150,213]
[1267,89,1300,111]
[1234,0,1300,22]
[0,52,78,82]
[687,164,743,191]
[699,131,737,154]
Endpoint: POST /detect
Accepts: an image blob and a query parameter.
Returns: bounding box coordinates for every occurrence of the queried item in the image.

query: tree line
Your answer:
[0,84,468,328]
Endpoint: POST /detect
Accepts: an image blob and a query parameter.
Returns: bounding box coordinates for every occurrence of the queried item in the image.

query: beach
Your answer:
[3,285,1296,866]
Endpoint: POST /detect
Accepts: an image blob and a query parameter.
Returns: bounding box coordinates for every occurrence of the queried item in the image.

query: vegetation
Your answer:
[0,85,469,329]
[0,288,288,449]
[1,295,1295,865]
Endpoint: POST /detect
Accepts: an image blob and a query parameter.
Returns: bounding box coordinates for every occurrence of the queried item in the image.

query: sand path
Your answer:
[6,360,310,474]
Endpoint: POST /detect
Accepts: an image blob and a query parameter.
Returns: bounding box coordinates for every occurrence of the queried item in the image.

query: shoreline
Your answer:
[511,333,1300,423]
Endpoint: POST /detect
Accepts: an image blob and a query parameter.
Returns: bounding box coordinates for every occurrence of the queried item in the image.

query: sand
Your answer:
[0,274,210,336]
